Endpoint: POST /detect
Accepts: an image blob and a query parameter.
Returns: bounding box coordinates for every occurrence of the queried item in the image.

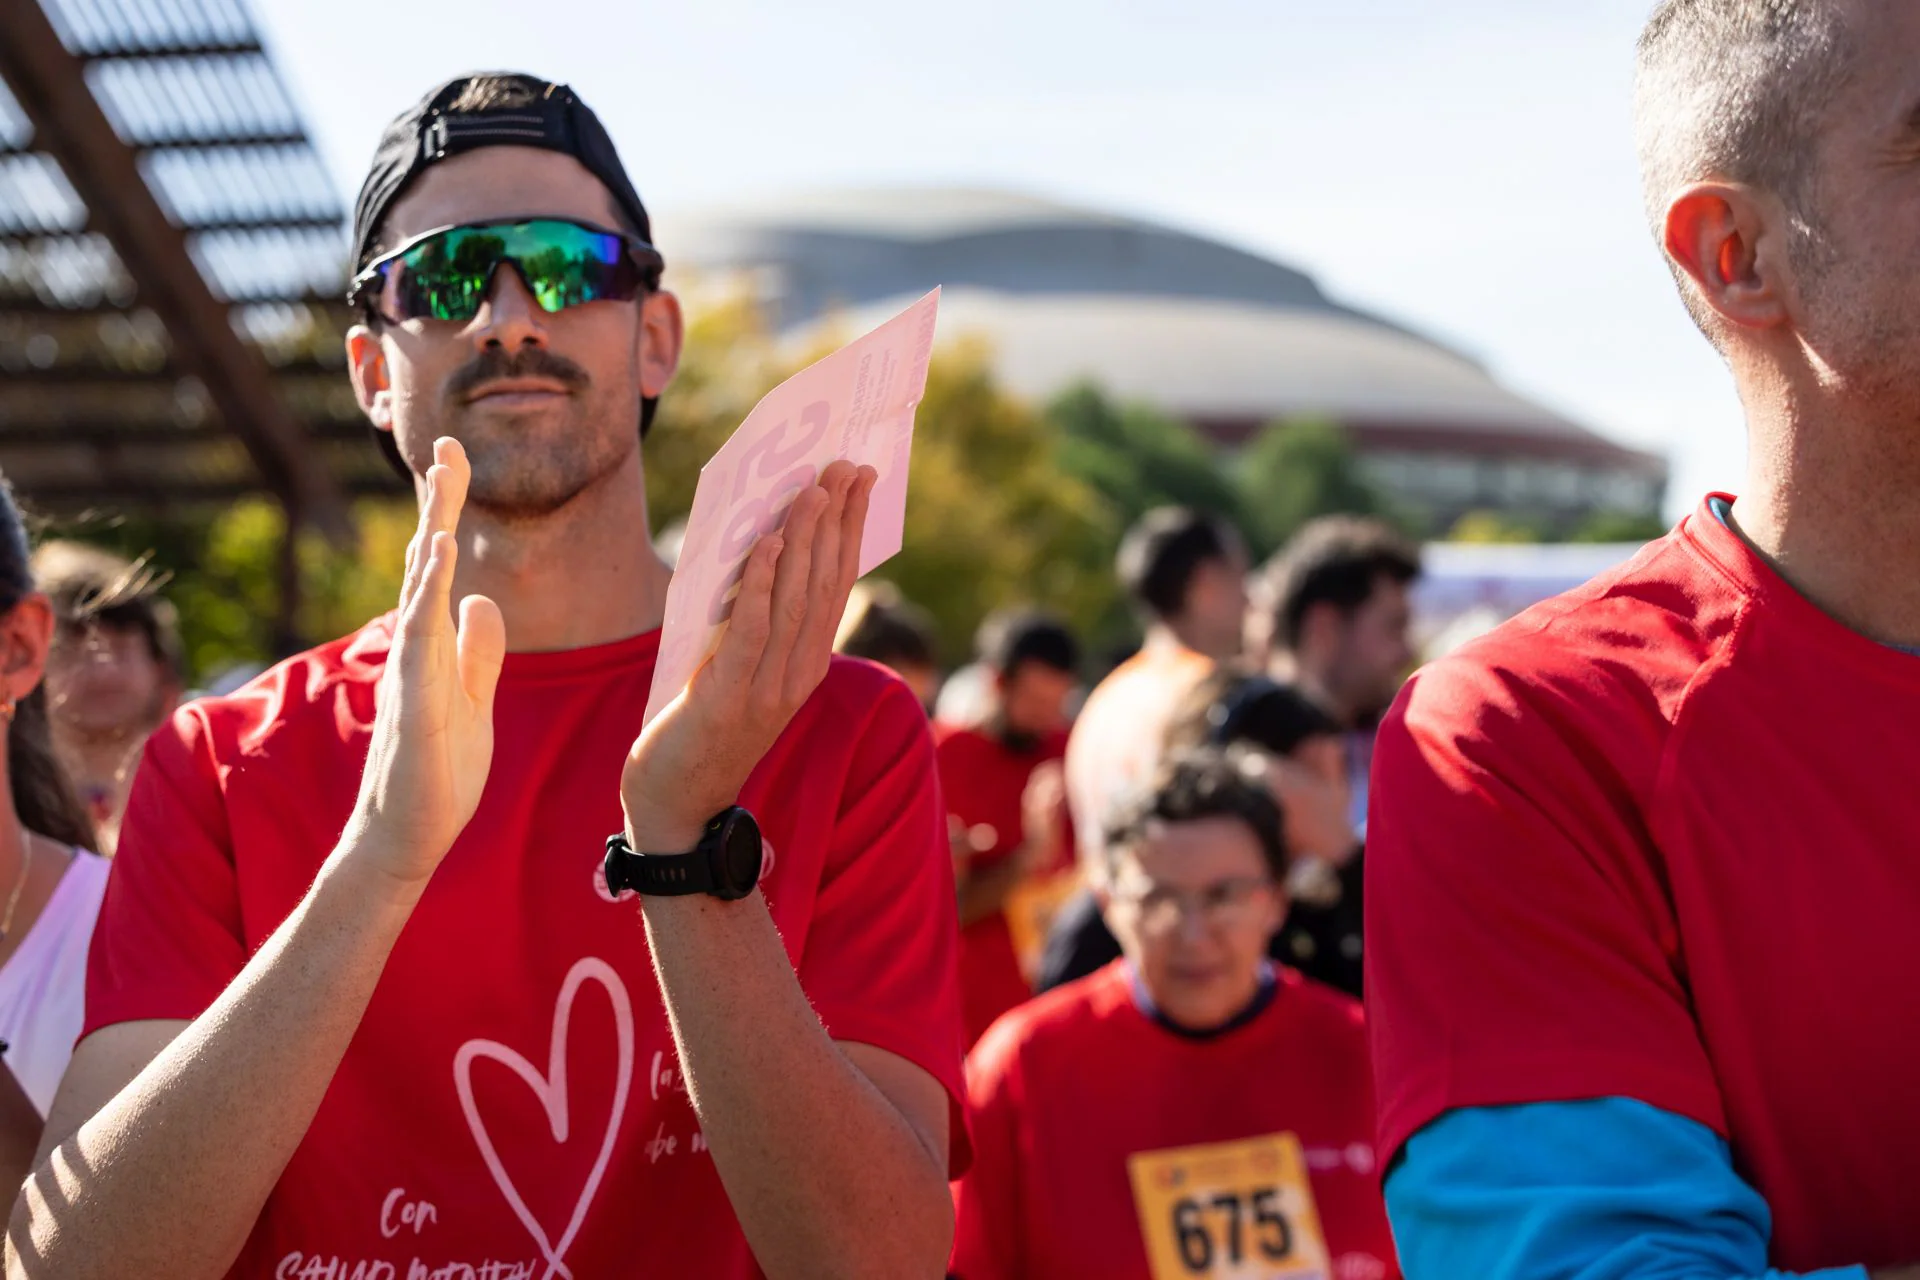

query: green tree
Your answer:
[645,302,1120,664]
[1568,509,1670,544]
[1233,417,1390,555]
[42,497,412,685]
[1046,383,1249,539]
[887,341,1116,661]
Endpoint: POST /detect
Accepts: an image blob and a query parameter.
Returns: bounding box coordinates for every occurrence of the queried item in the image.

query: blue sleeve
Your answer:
[1384,1098,1871,1280]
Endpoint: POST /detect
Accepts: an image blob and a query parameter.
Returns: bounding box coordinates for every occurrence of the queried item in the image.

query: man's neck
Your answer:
[1732,390,1920,650]
[448,451,674,653]
[1146,621,1214,662]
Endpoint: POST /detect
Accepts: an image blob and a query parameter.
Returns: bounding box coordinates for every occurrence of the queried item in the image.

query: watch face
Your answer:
[719,812,764,896]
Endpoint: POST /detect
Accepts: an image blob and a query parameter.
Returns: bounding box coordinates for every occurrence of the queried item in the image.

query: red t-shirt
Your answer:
[952,961,1398,1280]
[933,724,1067,1047]
[85,621,966,1280]
[1368,494,1920,1272]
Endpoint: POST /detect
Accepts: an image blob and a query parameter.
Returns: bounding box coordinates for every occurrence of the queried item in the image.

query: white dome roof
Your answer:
[819,288,1591,441]
[657,187,1634,455]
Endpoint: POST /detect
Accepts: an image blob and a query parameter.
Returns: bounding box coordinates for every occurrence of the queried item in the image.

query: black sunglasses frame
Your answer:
[345,217,666,321]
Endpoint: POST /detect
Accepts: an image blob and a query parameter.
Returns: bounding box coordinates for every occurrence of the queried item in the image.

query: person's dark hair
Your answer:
[1165,667,1342,759]
[1633,1,1853,345]
[975,608,1080,681]
[1103,746,1287,881]
[1257,516,1420,653]
[33,541,185,683]
[1116,507,1243,624]
[0,485,99,852]
[835,581,938,672]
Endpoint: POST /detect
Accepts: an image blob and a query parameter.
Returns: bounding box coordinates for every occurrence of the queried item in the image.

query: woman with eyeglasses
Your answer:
[950,746,1398,1280]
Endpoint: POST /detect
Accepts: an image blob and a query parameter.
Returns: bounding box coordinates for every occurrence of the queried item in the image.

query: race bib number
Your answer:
[1128,1132,1331,1280]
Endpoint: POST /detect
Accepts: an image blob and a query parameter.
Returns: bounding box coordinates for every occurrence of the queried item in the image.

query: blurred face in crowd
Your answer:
[1101,815,1285,1031]
[45,621,175,737]
[346,147,683,520]
[996,659,1077,739]
[1181,548,1251,662]
[1302,574,1414,725]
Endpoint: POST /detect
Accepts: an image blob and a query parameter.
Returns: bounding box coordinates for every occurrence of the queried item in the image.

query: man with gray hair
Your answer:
[1366,3,1920,1277]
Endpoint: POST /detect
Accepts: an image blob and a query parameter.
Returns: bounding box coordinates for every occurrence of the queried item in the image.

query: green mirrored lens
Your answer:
[387,220,636,321]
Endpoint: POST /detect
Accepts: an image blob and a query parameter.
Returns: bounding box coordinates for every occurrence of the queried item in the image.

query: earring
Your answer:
[1,695,15,725]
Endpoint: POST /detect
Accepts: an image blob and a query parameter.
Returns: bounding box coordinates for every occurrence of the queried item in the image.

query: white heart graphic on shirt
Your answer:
[454,956,634,1280]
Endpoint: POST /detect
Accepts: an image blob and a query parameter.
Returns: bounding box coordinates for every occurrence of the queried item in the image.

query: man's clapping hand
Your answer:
[621,459,877,855]
[341,437,506,888]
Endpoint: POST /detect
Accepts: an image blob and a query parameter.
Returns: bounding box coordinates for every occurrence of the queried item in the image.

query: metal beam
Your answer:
[174,215,349,234]
[0,358,350,387]
[0,0,349,539]
[82,42,266,60]
[0,418,370,446]
[13,474,400,509]
[0,290,345,316]
[1,131,308,154]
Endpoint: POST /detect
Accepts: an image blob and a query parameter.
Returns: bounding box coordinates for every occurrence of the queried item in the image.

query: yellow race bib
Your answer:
[1128,1132,1331,1280]
[1003,866,1082,982]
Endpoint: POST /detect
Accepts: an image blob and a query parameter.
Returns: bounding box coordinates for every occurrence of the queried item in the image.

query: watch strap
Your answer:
[604,832,719,896]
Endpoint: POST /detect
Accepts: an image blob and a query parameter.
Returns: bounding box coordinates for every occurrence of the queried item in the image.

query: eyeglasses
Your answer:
[347,218,665,324]
[1108,876,1277,934]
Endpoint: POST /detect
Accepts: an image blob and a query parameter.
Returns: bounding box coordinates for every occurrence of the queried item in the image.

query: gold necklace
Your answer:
[0,835,38,943]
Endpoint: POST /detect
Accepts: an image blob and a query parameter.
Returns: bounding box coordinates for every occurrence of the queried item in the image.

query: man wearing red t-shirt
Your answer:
[1370,4,1920,1278]
[936,610,1079,1046]
[954,748,1397,1280]
[6,74,962,1278]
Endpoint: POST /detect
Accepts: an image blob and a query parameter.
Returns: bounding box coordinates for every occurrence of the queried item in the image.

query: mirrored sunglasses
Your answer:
[347,218,665,324]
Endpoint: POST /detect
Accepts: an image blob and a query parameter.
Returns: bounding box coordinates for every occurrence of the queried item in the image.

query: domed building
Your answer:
[656,187,1666,533]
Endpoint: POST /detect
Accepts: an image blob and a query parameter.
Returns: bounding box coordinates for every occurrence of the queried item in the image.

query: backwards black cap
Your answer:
[352,73,655,271]
[350,73,663,475]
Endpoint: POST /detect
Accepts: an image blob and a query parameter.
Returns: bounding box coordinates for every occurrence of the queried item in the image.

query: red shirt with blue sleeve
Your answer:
[1368,495,1920,1272]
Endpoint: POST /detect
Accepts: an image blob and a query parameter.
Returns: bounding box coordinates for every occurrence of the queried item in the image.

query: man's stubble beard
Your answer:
[429,386,640,524]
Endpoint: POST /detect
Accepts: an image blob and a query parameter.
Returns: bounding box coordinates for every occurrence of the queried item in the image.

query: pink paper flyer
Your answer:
[645,288,941,725]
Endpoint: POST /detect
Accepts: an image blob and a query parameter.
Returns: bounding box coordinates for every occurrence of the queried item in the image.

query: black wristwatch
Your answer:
[604,806,763,901]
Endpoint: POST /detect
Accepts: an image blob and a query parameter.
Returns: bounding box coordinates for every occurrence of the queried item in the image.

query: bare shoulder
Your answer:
[36,1020,187,1162]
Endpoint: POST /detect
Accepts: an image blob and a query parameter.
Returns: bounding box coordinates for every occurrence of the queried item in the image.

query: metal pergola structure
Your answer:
[0,0,404,640]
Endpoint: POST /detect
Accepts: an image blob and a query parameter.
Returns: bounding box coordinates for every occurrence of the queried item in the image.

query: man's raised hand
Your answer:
[344,437,507,889]
[621,459,877,855]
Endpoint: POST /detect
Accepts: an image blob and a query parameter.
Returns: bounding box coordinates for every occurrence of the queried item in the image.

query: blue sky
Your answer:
[253,0,1742,520]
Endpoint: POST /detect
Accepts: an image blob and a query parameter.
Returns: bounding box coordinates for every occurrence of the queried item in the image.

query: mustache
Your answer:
[446,347,591,401]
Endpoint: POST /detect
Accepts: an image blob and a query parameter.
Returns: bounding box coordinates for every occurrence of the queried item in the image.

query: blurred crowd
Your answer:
[840,505,1419,1020]
[836,504,1422,1276]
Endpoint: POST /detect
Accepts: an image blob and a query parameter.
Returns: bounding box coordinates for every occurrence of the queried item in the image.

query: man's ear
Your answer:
[346,324,395,432]
[1663,182,1794,333]
[638,290,685,400]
